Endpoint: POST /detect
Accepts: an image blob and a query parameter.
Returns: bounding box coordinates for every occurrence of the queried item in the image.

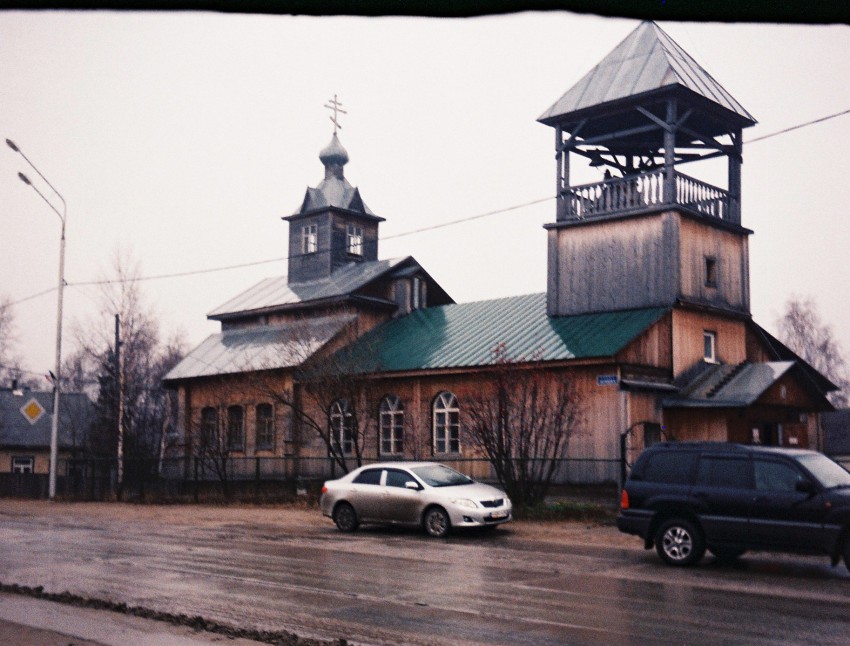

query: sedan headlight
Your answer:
[451,498,478,509]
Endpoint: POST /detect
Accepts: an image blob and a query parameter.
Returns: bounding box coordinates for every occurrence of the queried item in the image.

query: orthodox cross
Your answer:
[324,94,347,134]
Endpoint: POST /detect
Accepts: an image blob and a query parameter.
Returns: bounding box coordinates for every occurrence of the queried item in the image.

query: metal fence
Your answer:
[0,455,623,502]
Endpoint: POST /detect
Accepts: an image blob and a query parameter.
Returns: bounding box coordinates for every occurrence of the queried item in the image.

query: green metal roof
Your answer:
[336,293,668,374]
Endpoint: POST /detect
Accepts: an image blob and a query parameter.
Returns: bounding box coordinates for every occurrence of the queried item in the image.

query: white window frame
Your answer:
[302,224,318,255]
[433,391,460,455]
[11,456,34,474]
[704,330,717,363]
[379,395,405,455]
[346,224,363,256]
[330,399,354,455]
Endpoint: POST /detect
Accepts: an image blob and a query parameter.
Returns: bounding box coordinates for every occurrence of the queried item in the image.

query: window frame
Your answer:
[346,224,363,256]
[200,406,218,448]
[330,399,354,456]
[11,456,34,474]
[256,403,275,451]
[432,391,461,455]
[703,330,717,363]
[379,395,405,456]
[302,224,318,255]
[704,256,718,288]
[227,405,245,451]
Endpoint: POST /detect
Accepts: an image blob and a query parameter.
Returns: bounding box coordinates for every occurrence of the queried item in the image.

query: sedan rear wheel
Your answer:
[333,502,359,532]
[423,506,451,538]
[655,518,705,566]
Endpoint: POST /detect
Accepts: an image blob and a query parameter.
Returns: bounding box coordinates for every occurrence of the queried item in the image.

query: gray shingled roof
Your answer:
[164,314,355,381]
[208,257,412,320]
[0,390,93,449]
[539,21,755,126]
[664,361,795,408]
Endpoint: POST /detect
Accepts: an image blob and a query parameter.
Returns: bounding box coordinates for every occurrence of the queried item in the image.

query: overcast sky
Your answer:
[2,10,849,381]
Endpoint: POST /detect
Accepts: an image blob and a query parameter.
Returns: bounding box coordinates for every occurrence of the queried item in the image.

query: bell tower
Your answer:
[539,21,757,318]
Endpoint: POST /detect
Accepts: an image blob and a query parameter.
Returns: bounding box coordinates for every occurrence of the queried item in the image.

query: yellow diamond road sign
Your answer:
[21,398,47,425]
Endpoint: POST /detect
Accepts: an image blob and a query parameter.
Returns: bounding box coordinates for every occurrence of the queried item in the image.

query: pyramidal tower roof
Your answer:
[539,21,755,127]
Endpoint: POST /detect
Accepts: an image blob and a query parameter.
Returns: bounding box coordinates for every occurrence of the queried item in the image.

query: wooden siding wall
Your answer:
[173,364,632,483]
[173,374,296,458]
[617,312,673,370]
[671,309,747,377]
[677,216,749,313]
[547,211,679,315]
[287,213,333,283]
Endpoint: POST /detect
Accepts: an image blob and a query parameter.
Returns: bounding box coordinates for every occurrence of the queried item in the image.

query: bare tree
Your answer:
[71,249,187,466]
[463,343,583,510]
[777,295,849,407]
[251,315,384,474]
[0,296,34,388]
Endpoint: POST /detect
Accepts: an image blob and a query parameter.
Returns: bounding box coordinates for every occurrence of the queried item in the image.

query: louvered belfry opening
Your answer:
[538,21,756,226]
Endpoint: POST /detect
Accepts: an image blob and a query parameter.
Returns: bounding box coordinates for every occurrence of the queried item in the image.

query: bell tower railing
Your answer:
[561,170,737,224]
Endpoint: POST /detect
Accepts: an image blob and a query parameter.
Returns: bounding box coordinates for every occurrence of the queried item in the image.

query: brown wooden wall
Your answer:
[671,308,747,377]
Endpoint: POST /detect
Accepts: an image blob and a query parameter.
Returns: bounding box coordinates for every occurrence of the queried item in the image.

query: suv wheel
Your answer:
[655,518,705,566]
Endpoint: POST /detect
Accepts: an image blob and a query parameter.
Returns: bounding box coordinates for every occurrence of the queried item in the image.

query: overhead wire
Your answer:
[5,107,850,301]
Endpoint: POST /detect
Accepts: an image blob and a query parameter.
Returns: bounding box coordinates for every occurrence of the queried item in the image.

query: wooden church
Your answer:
[164,22,835,482]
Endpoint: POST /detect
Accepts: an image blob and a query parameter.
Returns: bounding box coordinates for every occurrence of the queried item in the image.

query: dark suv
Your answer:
[617,442,850,569]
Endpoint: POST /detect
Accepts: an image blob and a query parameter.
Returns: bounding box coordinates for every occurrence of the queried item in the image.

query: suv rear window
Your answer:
[641,451,696,484]
[695,456,752,489]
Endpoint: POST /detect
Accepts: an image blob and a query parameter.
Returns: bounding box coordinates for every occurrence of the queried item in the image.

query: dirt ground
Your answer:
[0,498,635,548]
[0,499,635,645]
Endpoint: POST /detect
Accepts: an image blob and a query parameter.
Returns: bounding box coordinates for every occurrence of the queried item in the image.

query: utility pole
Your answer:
[115,314,124,499]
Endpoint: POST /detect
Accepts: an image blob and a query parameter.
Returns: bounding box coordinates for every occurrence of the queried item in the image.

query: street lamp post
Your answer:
[6,138,67,501]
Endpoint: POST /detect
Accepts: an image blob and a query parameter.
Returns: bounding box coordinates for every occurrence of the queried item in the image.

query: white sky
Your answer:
[2,11,849,379]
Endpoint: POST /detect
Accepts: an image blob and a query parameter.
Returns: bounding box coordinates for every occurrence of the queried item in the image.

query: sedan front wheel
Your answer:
[423,506,451,538]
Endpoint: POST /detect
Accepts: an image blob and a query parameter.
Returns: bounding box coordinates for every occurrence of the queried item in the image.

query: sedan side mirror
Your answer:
[405,481,421,491]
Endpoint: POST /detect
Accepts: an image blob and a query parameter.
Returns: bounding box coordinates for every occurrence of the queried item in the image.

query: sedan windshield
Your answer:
[410,464,473,488]
[796,453,850,489]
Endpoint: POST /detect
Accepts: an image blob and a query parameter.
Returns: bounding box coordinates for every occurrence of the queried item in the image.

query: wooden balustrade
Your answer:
[564,171,731,221]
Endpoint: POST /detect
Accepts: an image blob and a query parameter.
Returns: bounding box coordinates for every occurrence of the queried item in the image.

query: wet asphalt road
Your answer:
[0,502,848,646]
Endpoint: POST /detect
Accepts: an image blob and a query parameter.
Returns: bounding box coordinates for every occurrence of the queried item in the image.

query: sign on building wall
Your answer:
[597,375,618,386]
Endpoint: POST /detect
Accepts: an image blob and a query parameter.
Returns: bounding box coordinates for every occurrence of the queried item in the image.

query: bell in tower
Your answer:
[539,21,757,318]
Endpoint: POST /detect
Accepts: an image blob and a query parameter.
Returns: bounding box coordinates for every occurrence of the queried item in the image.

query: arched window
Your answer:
[329,399,354,455]
[200,407,218,447]
[379,396,404,455]
[227,405,245,451]
[433,392,460,454]
[256,403,274,450]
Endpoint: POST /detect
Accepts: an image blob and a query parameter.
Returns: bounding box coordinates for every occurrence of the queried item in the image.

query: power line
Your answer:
[7,108,849,300]
[745,108,850,144]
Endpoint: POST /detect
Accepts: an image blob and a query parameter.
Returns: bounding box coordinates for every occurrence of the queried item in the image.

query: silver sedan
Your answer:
[320,462,513,537]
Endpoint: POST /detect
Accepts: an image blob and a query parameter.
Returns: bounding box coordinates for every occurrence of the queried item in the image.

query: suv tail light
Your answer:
[321,485,328,495]
[620,488,629,510]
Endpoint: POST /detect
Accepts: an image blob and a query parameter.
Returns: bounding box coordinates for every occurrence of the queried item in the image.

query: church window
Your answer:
[227,405,245,451]
[433,392,460,454]
[201,407,218,447]
[347,224,363,255]
[330,399,354,455]
[705,257,717,287]
[302,224,318,254]
[380,396,404,455]
[703,331,717,363]
[256,403,274,450]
